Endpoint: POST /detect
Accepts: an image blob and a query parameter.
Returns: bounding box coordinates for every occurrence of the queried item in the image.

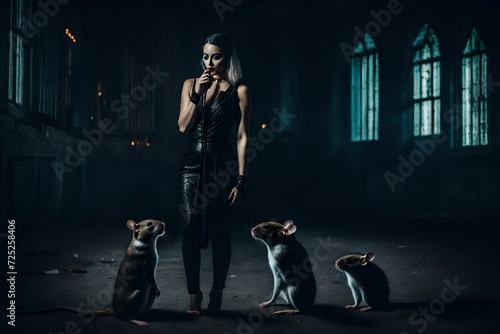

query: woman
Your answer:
[177,33,250,315]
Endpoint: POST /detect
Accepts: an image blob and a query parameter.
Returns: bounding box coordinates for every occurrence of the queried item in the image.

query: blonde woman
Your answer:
[178,33,251,315]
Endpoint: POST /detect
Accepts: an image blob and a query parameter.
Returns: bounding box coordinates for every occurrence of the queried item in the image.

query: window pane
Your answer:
[414,64,421,99]
[422,100,432,136]
[462,56,472,146]
[433,99,441,134]
[414,103,421,136]
[15,34,24,105]
[8,32,14,101]
[433,61,440,97]
[351,58,361,142]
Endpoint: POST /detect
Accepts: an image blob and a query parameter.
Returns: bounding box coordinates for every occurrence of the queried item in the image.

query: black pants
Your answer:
[182,218,232,294]
[181,172,234,295]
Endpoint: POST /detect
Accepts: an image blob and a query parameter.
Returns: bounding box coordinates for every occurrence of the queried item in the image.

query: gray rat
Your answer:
[251,220,316,315]
[19,219,165,327]
[335,252,389,312]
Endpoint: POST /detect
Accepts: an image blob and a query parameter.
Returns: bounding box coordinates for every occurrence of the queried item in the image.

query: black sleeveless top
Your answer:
[179,79,241,174]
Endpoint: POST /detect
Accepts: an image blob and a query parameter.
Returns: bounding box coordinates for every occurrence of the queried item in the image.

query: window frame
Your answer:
[412,24,442,137]
[350,34,379,143]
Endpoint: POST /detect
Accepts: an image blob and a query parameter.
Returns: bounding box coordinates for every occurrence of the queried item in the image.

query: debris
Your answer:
[412,262,421,266]
[64,269,87,274]
[398,245,406,249]
[101,258,115,263]
[411,271,418,275]
[44,269,59,275]
[229,274,237,278]
[72,253,79,259]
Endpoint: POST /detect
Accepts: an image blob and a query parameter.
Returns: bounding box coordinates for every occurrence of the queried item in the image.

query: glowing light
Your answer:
[97,91,102,97]
[261,124,268,129]
[130,137,151,149]
[65,28,77,43]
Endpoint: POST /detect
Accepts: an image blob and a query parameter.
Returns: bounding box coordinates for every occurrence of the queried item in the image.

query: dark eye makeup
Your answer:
[202,53,223,60]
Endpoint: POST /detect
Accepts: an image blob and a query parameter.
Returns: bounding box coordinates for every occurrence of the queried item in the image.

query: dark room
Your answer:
[1,0,499,333]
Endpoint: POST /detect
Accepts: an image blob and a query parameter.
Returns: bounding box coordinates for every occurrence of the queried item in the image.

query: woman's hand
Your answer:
[195,68,214,95]
[227,187,241,206]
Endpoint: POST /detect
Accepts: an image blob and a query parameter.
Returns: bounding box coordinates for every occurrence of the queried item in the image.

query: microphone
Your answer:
[203,67,215,93]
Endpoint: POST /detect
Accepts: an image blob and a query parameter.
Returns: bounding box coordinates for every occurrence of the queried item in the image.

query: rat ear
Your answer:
[282,220,297,235]
[126,219,137,231]
[365,252,375,262]
[360,252,375,266]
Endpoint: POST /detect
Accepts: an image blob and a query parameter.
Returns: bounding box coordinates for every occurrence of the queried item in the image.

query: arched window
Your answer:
[351,34,379,142]
[462,28,488,146]
[7,0,30,106]
[413,24,441,136]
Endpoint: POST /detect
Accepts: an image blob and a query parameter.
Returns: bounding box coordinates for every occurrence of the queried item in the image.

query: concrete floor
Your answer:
[8,217,500,334]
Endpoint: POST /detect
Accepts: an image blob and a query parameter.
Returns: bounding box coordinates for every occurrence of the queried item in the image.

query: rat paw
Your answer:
[129,319,150,327]
[259,301,273,308]
[360,306,372,312]
[187,310,201,316]
[345,305,357,310]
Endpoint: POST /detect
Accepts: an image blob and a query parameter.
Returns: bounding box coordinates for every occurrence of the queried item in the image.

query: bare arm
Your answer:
[227,84,251,206]
[178,79,198,134]
[236,84,251,176]
[178,69,213,134]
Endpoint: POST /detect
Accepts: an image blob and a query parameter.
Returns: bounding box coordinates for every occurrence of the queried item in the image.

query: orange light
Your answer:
[65,28,77,43]
[97,91,102,97]
[261,123,268,129]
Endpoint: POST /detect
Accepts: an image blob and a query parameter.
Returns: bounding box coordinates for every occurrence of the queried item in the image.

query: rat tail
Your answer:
[18,306,113,316]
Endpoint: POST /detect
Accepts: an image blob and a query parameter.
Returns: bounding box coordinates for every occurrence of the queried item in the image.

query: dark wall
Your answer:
[2,0,500,229]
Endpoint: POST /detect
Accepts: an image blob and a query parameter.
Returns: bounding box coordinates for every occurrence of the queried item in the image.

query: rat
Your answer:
[251,220,316,316]
[334,252,389,312]
[19,219,165,327]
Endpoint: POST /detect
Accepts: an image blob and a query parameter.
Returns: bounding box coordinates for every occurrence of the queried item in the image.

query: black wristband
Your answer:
[235,175,248,193]
[190,91,201,105]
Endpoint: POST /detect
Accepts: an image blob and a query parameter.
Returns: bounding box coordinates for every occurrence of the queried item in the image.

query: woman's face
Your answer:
[202,43,227,75]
